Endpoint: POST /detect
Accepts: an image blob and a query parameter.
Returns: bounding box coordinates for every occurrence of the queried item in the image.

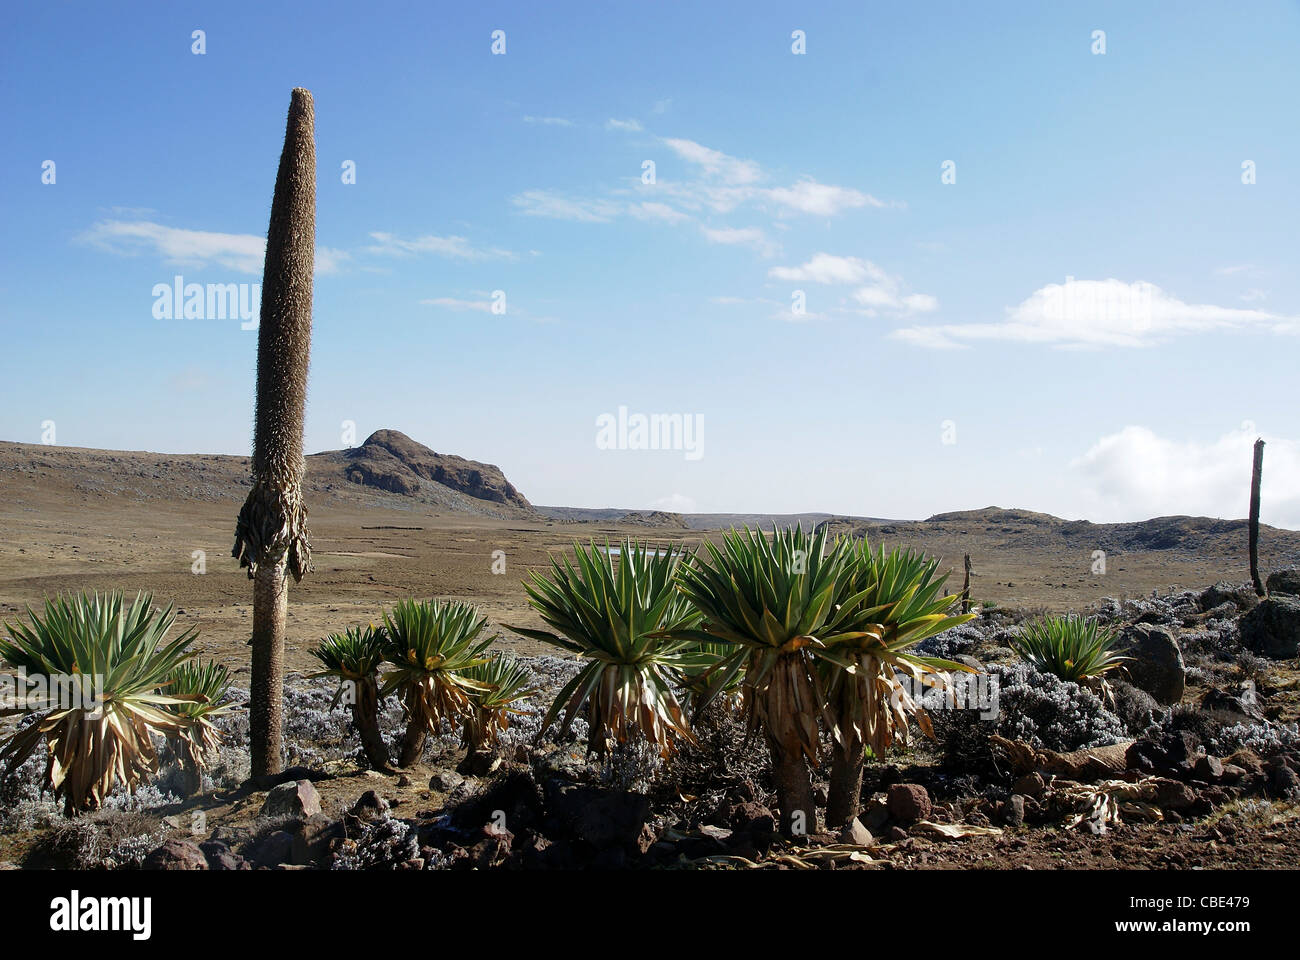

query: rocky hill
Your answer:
[310,430,531,510]
[815,507,1300,560]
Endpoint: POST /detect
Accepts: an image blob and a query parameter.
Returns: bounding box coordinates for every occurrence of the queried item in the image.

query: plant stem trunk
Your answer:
[1250,438,1265,596]
[399,695,428,768]
[826,739,865,828]
[176,754,203,798]
[249,557,287,777]
[352,678,390,770]
[765,726,816,839]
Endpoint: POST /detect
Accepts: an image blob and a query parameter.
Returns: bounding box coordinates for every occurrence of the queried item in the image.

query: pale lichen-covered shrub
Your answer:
[935,663,1127,772]
[1207,721,1300,758]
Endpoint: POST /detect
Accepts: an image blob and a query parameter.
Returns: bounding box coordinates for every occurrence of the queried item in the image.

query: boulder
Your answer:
[142,839,209,871]
[998,795,1025,827]
[349,789,390,820]
[726,801,777,843]
[886,783,931,824]
[428,771,465,793]
[1127,730,1201,779]
[250,830,295,869]
[199,840,249,871]
[544,781,652,850]
[1201,684,1266,723]
[1266,569,1300,596]
[1240,596,1300,659]
[291,814,344,866]
[1200,581,1259,614]
[259,779,322,819]
[1117,624,1185,705]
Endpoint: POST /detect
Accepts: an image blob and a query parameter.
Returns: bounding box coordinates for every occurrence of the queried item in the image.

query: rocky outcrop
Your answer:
[330,430,531,509]
[1117,624,1186,705]
[1267,568,1300,596]
[620,510,687,527]
[1240,596,1300,659]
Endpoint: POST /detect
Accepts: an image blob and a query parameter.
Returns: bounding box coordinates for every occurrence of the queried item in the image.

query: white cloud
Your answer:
[767,253,936,314]
[701,225,778,256]
[606,118,643,132]
[766,178,881,216]
[651,98,673,115]
[628,201,691,224]
[893,278,1296,350]
[364,232,516,261]
[78,220,346,275]
[768,253,873,285]
[511,189,621,223]
[662,137,762,185]
[80,220,264,275]
[1071,425,1300,528]
[524,115,574,127]
[419,297,494,312]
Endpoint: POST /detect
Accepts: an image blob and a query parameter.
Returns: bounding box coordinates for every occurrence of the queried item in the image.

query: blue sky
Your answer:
[3,1,1299,525]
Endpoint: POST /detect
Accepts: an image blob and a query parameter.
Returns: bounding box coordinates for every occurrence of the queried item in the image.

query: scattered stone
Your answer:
[1002,795,1026,827]
[142,839,209,871]
[1153,779,1196,811]
[1012,772,1047,799]
[349,789,390,820]
[1201,684,1266,723]
[251,830,296,869]
[884,825,909,843]
[838,818,874,846]
[259,779,322,819]
[199,840,249,871]
[1266,569,1300,596]
[1240,596,1300,659]
[886,783,932,824]
[429,771,465,793]
[1194,755,1225,782]
[291,814,344,866]
[1116,624,1186,705]
[396,774,412,787]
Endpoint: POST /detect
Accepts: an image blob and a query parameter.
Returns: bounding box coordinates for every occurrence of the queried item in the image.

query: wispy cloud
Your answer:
[79,219,350,276]
[662,137,762,185]
[768,253,936,314]
[511,189,622,223]
[766,178,882,216]
[79,220,266,275]
[419,296,494,312]
[628,201,691,224]
[364,231,516,261]
[892,278,1296,350]
[606,118,643,132]
[523,115,574,127]
[702,225,778,257]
